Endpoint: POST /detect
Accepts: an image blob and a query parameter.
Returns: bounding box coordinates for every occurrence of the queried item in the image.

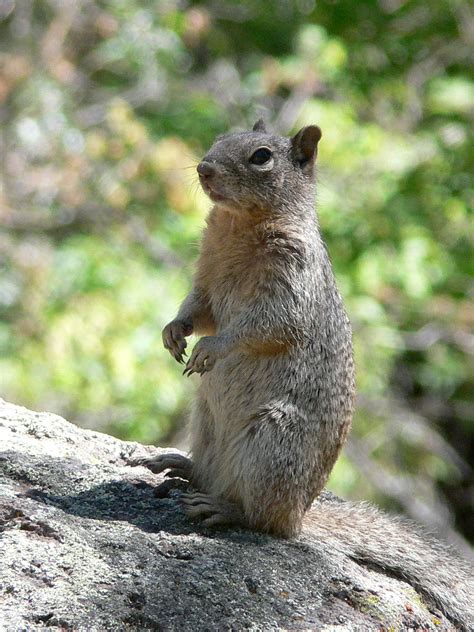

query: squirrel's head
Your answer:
[197,120,322,216]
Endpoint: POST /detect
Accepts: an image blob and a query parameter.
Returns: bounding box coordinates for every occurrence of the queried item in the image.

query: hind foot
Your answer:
[181,492,245,528]
[129,452,193,481]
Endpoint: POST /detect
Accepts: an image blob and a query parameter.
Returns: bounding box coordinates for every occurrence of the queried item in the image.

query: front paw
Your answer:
[162,318,193,364]
[183,336,227,376]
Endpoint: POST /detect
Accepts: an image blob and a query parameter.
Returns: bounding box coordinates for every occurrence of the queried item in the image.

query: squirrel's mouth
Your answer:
[200,179,227,202]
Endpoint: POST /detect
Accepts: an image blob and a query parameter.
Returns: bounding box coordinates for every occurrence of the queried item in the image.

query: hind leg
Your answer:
[181,394,245,526]
[188,392,216,491]
[236,405,318,537]
[187,404,314,537]
[180,405,313,537]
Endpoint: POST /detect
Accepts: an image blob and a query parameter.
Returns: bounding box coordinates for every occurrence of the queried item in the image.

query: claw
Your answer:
[162,320,192,365]
[165,468,189,479]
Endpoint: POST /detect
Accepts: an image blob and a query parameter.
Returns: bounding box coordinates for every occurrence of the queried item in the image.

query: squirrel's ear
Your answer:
[291,125,322,171]
[252,118,267,133]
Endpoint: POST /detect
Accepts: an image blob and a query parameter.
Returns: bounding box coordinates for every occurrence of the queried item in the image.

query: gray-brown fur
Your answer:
[133,121,473,630]
[160,120,355,537]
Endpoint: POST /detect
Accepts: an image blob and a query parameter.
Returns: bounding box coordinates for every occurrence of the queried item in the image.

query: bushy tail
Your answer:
[304,499,473,631]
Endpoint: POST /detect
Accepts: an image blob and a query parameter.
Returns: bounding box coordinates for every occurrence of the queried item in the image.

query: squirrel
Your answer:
[132,120,473,630]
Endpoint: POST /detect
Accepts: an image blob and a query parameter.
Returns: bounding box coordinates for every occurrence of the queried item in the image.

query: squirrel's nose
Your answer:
[197,161,215,178]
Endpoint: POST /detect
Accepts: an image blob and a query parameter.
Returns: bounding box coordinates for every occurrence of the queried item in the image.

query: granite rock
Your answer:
[0,400,457,631]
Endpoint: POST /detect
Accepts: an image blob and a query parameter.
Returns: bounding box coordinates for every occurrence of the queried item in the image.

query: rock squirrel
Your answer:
[132,120,473,630]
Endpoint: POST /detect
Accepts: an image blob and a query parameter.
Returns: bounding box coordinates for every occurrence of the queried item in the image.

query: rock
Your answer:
[0,400,458,631]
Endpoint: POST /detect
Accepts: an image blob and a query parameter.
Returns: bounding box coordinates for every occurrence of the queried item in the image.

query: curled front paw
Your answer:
[183,336,227,376]
[162,319,193,364]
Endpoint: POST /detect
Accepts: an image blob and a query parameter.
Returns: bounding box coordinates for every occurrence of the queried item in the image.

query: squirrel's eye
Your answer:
[250,147,272,165]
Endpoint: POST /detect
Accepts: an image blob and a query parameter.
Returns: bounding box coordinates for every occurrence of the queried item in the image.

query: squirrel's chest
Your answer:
[197,234,264,326]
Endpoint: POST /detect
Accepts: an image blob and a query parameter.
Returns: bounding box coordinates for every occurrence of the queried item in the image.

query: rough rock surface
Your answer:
[0,399,458,631]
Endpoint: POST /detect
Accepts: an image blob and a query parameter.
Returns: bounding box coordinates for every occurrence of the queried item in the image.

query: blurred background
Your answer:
[0,0,473,554]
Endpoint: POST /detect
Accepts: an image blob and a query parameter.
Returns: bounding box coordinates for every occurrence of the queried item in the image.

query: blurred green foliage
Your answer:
[0,0,472,548]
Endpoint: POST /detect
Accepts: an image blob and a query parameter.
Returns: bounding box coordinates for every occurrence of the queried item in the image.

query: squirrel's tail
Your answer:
[304,499,473,631]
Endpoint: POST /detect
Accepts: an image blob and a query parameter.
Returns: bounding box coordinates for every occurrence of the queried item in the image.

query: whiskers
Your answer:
[158,162,199,173]
[189,179,202,200]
